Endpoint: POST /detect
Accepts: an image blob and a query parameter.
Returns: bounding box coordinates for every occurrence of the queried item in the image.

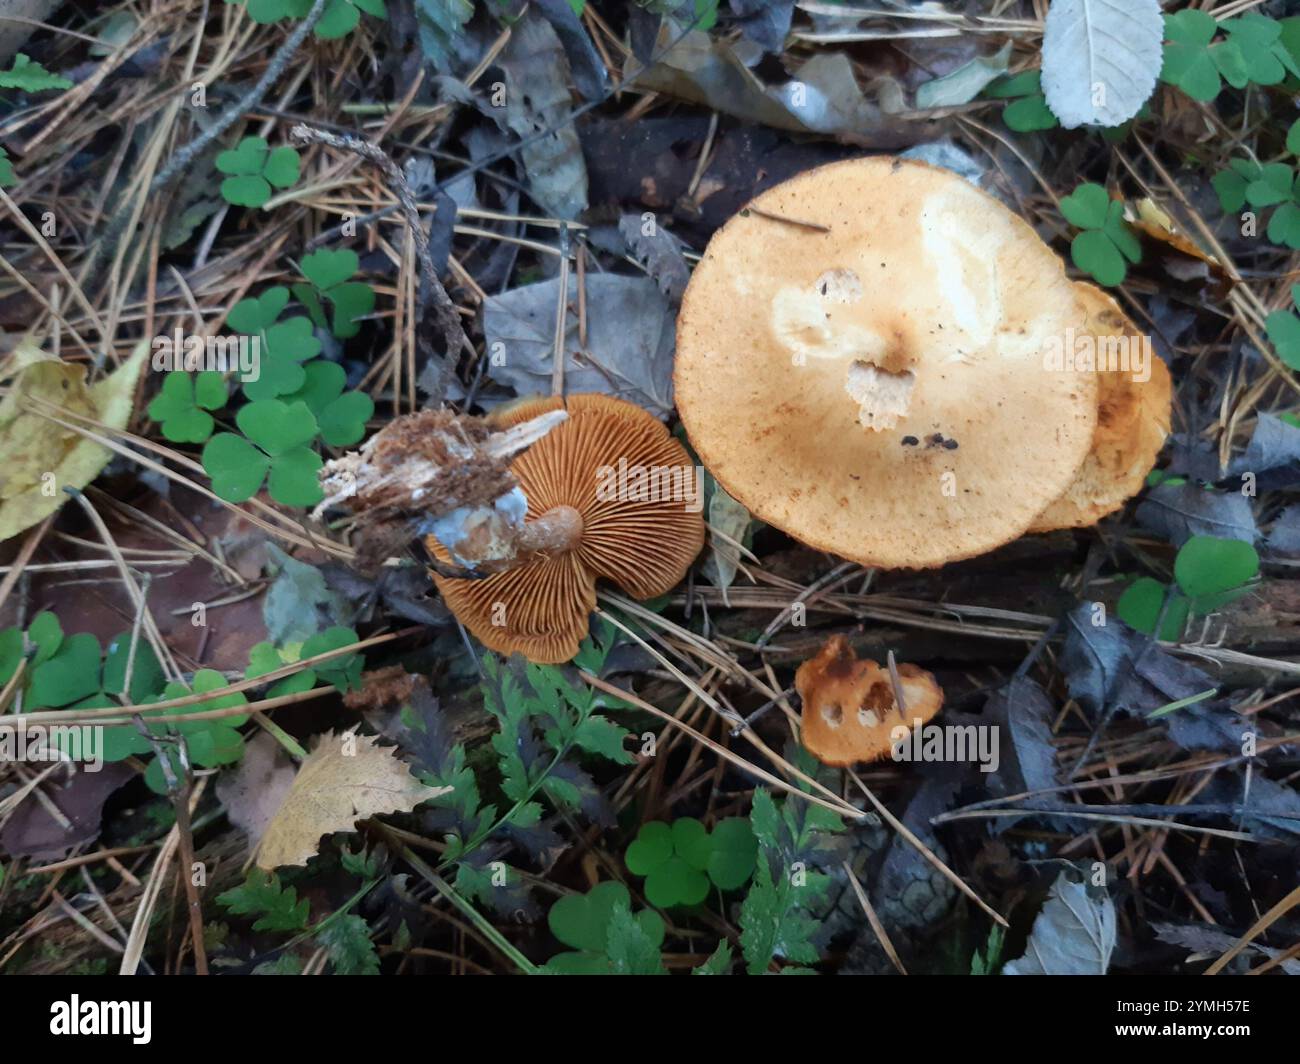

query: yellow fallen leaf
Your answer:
[0,340,149,542]
[254,730,450,870]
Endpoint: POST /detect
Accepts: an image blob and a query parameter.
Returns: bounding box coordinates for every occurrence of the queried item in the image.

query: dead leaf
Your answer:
[254,730,450,869]
[216,732,297,854]
[0,340,149,543]
[483,274,676,415]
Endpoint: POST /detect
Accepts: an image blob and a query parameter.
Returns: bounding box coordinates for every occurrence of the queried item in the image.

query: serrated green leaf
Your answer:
[217,869,311,931]
[0,53,73,92]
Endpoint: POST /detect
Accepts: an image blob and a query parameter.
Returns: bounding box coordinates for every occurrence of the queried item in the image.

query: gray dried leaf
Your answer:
[701,482,750,598]
[495,13,588,219]
[1040,0,1163,128]
[1153,922,1300,975]
[630,25,927,147]
[1135,481,1257,547]
[915,43,1010,109]
[617,214,691,304]
[483,273,676,415]
[1003,872,1115,975]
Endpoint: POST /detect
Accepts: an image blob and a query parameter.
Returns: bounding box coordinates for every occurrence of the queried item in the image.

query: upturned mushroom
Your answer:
[1029,283,1172,532]
[794,635,944,768]
[675,157,1101,569]
[427,394,705,663]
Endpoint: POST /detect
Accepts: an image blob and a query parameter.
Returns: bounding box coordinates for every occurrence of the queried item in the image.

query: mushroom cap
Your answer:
[1030,284,1172,532]
[794,634,944,768]
[428,394,705,663]
[675,156,1099,569]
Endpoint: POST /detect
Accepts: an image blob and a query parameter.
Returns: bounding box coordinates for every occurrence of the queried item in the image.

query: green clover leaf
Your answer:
[316,0,387,40]
[29,611,63,665]
[226,289,321,400]
[246,641,317,697]
[1117,577,1189,642]
[624,817,753,907]
[300,626,362,691]
[545,882,665,974]
[1060,182,1111,229]
[228,286,290,333]
[1062,184,1140,287]
[147,371,227,443]
[1212,158,1262,213]
[1267,202,1300,250]
[26,632,101,708]
[985,71,1058,132]
[245,316,322,400]
[202,400,323,507]
[216,136,300,208]
[1220,14,1288,86]
[293,249,376,338]
[284,361,373,446]
[706,817,759,891]
[0,148,15,188]
[0,53,73,92]
[226,0,310,22]
[1244,162,1295,208]
[201,433,270,502]
[1288,118,1300,157]
[1160,10,1222,102]
[1174,536,1259,613]
[1266,311,1300,369]
[103,632,166,703]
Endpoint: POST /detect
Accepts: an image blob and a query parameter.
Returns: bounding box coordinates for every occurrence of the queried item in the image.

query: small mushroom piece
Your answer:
[1030,284,1172,532]
[794,635,943,768]
[427,394,705,663]
[675,157,1099,569]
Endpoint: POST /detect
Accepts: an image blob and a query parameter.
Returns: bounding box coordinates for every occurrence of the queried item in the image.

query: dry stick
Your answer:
[841,859,907,975]
[581,672,864,822]
[132,722,208,975]
[0,517,51,621]
[119,779,207,976]
[289,123,471,400]
[845,768,1009,929]
[61,491,209,972]
[86,0,330,287]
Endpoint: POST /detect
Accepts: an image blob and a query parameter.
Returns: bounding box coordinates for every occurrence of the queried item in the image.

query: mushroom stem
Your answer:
[516,505,584,556]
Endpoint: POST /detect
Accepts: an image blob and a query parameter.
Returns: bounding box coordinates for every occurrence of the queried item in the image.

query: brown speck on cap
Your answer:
[673,156,1098,569]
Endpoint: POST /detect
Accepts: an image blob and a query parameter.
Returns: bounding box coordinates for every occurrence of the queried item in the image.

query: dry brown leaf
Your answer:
[253,730,450,870]
[216,732,297,854]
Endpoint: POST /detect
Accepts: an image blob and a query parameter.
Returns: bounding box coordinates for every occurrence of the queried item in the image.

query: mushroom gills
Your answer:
[844,361,915,431]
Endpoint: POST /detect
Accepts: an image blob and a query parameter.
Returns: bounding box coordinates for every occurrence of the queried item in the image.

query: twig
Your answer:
[290,123,470,400]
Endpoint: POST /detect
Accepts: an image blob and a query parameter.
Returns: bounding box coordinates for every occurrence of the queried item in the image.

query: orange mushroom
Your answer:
[794,635,944,768]
[1030,283,1172,532]
[427,394,705,663]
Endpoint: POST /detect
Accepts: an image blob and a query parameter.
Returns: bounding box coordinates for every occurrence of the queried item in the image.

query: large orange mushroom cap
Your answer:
[1030,283,1172,532]
[428,394,705,663]
[675,156,1099,569]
